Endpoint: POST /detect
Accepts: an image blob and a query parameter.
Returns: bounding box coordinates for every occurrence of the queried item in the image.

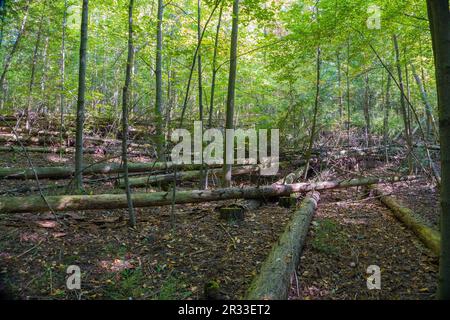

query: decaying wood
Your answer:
[0,175,417,213]
[371,186,440,255]
[117,165,261,188]
[247,191,320,300]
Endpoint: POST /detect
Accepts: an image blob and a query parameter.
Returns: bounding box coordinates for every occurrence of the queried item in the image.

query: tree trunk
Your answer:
[337,52,343,120]
[393,34,413,173]
[0,0,30,99]
[26,6,46,130]
[0,161,252,179]
[117,165,260,188]
[363,72,371,147]
[155,0,164,160]
[372,187,440,255]
[60,0,68,157]
[122,0,136,227]
[303,46,321,179]
[426,0,450,300]
[411,63,437,141]
[247,192,320,300]
[222,0,239,187]
[383,69,391,160]
[208,2,224,128]
[74,0,89,190]
[0,175,417,214]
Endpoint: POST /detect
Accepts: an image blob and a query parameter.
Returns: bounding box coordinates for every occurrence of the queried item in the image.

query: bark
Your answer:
[337,52,343,120]
[60,0,68,156]
[208,2,224,128]
[122,0,136,226]
[155,0,164,160]
[0,161,250,179]
[117,165,260,188]
[26,5,46,130]
[74,0,89,190]
[0,0,30,97]
[393,34,413,173]
[372,187,440,255]
[222,0,239,187]
[0,175,418,213]
[363,72,371,147]
[383,69,391,155]
[246,192,320,300]
[426,0,450,299]
[411,63,438,140]
[303,46,321,179]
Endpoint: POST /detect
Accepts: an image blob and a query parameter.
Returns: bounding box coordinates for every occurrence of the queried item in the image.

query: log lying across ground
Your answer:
[246,191,320,300]
[371,186,440,255]
[0,161,191,179]
[116,165,263,188]
[0,175,417,214]
[0,158,293,179]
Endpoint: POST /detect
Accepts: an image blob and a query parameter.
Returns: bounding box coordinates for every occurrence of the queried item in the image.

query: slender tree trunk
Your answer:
[208,2,224,128]
[337,52,343,121]
[383,69,391,157]
[60,0,68,156]
[393,34,413,173]
[74,0,89,190]
[411,63,435,140]
[197,0,203,123]
[26,8,46,130]
[0,0,30,103]
[346,39,351,146]
[223,0,239,187]
[426,0,450,300]
[303,46,321,180]
[122,0,136,227]
[197,0,206,189]
[363,72,371,147]
[155,0,164,160]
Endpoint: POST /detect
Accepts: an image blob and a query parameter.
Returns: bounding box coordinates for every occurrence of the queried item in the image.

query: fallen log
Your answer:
[116,165,262,188]
[371,187,440,255]
[0,158,289,179]
[246,191,320,299]
[0,175,418,214]
[0,161,180,179]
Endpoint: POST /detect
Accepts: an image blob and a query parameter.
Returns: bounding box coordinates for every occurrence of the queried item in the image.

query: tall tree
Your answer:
[0,0,30,105]
[393,34,413,173]
[222,0,239,187]
[59,0,68,156]
[155,0,164,160]
[26,3,47,130]
[74,0,89,190]
[208,1,224,128]
[122,0,136,227]
[426,0,450,300]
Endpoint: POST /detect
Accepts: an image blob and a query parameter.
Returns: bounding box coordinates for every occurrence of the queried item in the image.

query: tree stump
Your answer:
[219,205,245,222]
[278,195,297,208]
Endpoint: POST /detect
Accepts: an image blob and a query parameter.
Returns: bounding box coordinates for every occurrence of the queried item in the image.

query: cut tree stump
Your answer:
[219,205,245,222]
[371,186,440,255]
[0,175,418,214]
[246,191,320,300]
[278,195,297,208]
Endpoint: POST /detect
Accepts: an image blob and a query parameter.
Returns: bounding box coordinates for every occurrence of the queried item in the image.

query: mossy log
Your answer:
[371,187,440,255]
[116,165,261,188]
[0,175,417,214]
[246,191,320,300]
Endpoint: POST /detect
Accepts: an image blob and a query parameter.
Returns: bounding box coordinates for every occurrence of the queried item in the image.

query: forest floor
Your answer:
[0,147,441,300]
[290,175,439,299]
